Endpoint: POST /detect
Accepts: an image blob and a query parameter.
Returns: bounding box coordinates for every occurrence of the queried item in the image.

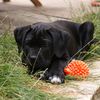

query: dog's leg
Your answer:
[46,59,66,84]
[3,0,10,2]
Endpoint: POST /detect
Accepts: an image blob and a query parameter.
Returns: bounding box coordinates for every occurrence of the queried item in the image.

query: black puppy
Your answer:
[14,20,94,84]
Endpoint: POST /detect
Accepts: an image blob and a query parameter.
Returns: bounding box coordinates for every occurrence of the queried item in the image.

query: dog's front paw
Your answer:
[49,75,64,84]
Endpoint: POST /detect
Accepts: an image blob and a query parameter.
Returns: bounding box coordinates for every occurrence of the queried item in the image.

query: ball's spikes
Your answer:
[64,60,89,79]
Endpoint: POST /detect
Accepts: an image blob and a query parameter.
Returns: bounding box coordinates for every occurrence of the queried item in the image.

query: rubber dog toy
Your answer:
[64,60,89,79]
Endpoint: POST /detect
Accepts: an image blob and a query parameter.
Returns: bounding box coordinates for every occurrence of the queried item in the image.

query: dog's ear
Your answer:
[14,25,31,53]
[79,21,94,48]
[49,28,70,58]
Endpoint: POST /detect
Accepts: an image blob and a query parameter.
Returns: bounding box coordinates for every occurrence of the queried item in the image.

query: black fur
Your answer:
[14,20,94,83]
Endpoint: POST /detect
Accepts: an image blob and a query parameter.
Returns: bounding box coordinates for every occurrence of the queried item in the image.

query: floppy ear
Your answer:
[14,25,31,53]
[49,28,70,58]
[79,21,94,48]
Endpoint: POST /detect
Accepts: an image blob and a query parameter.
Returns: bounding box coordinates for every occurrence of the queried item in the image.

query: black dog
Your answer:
[14,20,94,84]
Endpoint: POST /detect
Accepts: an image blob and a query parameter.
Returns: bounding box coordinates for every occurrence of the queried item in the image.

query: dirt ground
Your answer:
[0,0,99,27]
[0,0,100,100]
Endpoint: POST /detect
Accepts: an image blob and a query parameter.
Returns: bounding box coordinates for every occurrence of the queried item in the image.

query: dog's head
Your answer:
[14,23,69,74]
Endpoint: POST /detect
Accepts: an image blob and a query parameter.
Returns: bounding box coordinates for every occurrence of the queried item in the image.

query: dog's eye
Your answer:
[25,37,51,48]
[38,38,51,47]
[25,41,34,48]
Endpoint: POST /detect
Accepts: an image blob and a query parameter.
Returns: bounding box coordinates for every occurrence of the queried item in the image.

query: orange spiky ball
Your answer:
[64,60,89,79]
